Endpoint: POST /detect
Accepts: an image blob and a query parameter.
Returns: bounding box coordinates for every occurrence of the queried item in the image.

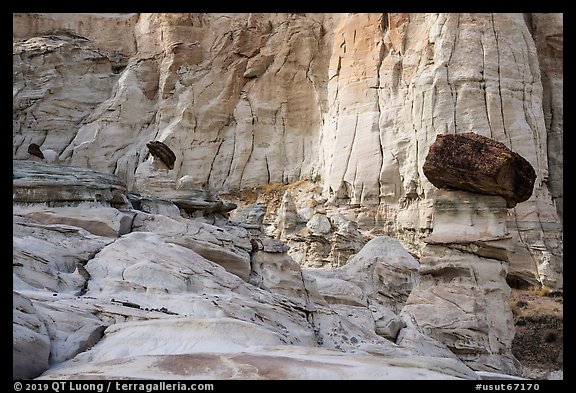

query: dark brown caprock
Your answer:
[146,141,176,170]
[422,132,536,208]
[28,143,44,160]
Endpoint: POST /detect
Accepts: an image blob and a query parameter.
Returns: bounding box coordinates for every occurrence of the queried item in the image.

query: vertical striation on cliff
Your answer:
[12,12,562,289]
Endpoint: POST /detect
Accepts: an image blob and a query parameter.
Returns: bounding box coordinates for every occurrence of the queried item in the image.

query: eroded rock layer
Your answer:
[14,162,496,380]
[12,13,562,289]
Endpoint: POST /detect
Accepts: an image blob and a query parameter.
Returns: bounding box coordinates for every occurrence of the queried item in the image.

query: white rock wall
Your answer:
[12,13,562,288]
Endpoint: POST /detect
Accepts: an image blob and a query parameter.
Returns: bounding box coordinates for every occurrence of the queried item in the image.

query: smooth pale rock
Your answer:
[79,231,327,349]
[250,251,308,305]
[13,214,113,294]
[33,301,107,365]
[85,232,239,297]
[14,196,484,380]
[306,213,332,234]
[168,237,251,281]
[337,236,420,313]
[12,172,491,380]
[403,248,521,375]
[127,192,182,219]
[42,149,60,164]
[422,132,536,208]
[13,13,563,289]
[13,160,129,208]
[11,13,563,379]
[131,211,252,280]
[59,318,289,363]
[16,206,135,238]
[230,203,267,229]
[304,270,366,307]
[13,291,50,379]
[38,346,479,380]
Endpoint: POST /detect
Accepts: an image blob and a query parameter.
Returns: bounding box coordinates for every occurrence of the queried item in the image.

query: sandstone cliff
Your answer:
[12,13,562,288]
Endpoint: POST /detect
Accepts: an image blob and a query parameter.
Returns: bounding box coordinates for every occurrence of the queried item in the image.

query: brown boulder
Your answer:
[147,141,176,170]
[28,143,44,159]
[423,132,536,208]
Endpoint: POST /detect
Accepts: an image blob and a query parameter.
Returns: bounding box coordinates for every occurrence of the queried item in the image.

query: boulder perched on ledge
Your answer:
[422,133,536,208]
[146,141,176,170]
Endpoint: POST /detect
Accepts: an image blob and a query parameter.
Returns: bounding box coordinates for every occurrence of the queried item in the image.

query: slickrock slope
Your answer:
[15,161,493,380]
[12,13,562,289]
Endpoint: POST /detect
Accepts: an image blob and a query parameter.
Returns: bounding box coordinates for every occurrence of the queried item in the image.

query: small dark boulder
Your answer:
[146,141,176,170]
[422,132,536,208]
[28,143,44,160]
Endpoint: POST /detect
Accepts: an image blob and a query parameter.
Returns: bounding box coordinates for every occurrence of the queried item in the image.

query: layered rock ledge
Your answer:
[13,161,524,380]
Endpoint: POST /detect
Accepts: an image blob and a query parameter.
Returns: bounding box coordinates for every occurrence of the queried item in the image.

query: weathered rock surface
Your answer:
[402,190,521,374]
[133,161,237,216]
[424,190,511,246]
[19,226,478,380]
[250,246,308,305]
[14,163,497,380]
[13,291,50,380]
[13,160,130,208]
[13,33,126,160]
[13,213,116,378]
[269,182,367,268]
[32,300,107,365]
[423,132,536,208]
[306,236,420,314]
[529,14,563,222]
[12,13,562,289]
[39,345,478,380]
[127,192,182,219]
[13,13,139,56]
[13,214,113,295]
[404,249,520,374]
[131,211,252,281]
[230,203,267,229]
[16,206,135,238]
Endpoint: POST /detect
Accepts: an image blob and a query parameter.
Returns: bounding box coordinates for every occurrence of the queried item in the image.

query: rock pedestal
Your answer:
[402,190,521,375]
